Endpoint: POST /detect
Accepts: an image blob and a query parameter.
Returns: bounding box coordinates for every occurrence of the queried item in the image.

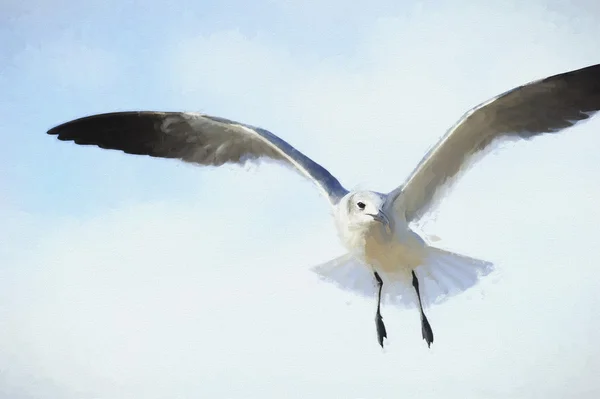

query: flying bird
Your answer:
[48,63,600,348]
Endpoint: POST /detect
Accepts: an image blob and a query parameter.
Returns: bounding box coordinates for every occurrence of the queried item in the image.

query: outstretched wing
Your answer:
[48,111,348,205]
[390,63,600,222]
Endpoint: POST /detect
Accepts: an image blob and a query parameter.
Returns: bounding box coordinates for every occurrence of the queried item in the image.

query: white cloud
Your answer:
[3,0,600,398]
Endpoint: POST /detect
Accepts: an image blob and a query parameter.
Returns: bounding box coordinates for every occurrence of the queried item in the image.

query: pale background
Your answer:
[1,0,600,398]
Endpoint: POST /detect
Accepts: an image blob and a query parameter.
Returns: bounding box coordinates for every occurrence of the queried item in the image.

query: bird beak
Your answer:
[369,211,390,227]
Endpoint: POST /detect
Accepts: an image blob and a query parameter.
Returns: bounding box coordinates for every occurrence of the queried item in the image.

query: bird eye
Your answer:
[357,202,366,210]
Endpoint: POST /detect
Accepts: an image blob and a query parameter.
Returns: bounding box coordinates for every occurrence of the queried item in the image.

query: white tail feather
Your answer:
[311,253,378,299]
[312,246,494,309]
[414,247,494,307]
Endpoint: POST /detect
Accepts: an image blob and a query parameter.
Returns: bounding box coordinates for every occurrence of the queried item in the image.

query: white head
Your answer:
[335,190,391,232]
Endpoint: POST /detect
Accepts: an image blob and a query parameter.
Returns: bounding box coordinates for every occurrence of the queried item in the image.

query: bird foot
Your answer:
[375,312,387,348]
[421,317,434,348]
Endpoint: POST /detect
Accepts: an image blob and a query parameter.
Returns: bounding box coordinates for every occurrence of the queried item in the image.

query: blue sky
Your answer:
[2,0,600,398]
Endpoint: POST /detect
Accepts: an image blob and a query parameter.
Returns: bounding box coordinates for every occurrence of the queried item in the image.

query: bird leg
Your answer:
[412,270,434,347]
[374,271,387,348]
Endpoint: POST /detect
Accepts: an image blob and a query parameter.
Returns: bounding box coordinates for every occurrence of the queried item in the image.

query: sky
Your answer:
[1,0,600,397]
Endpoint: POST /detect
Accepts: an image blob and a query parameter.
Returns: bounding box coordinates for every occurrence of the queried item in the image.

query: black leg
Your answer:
[412,270,434,348]
[374,271,387,348]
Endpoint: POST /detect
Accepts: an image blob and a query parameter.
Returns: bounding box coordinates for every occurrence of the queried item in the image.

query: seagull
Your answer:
[48,63,600,349]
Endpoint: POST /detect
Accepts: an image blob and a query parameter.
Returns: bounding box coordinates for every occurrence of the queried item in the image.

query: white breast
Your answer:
[336,216,427,276]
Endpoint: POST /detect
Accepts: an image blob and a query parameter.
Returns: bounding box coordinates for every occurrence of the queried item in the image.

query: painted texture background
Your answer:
[1,0,600,397]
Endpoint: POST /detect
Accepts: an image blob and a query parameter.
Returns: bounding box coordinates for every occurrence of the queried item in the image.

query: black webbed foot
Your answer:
[374,271,387,348]
[421,313,434,348]
[412,270,434,348]
[375,308,387,348]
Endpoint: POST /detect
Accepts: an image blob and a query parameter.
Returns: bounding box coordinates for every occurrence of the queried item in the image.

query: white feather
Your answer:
[312,246,494,309]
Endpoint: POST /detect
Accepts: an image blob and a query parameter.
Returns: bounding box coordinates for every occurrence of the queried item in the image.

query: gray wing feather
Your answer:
[390,63,600,222]
[47,111,348,205]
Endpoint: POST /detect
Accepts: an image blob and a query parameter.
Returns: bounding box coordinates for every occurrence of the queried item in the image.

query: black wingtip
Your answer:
[47,111,163,135]
[47,120,69,137]
[44,111,202,161]
[47,124,70,139]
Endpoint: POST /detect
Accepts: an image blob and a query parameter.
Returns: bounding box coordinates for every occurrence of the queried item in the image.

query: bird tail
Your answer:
[311,253,379,301]
[311,247,494,309]
[413,246,495,307]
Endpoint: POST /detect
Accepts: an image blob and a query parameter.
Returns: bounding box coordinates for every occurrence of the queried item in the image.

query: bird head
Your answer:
[338,191,391,231]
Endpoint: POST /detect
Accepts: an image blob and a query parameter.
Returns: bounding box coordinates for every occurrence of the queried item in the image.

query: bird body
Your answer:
[320,188,492,347]
[335,191,425,276]
[47,63,600,348]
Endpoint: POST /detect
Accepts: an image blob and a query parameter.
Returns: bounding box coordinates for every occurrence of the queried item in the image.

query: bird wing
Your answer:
[48,111,348,205]
[389,63,600,222]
